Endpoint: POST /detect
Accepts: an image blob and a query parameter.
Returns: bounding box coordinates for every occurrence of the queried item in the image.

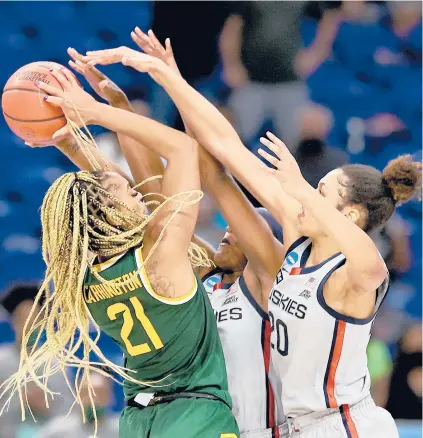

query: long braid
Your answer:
[0,170,212,432]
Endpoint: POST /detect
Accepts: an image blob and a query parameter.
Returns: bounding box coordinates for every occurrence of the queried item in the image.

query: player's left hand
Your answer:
[35,67,98,138]
[84,47,173,85]
[85,46,140,66]
[131,28,181,76]
[258,132,312,199]
[68,48,129,107]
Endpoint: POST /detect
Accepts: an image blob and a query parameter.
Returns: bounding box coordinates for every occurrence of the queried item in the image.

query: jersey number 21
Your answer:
[107,297,164,356]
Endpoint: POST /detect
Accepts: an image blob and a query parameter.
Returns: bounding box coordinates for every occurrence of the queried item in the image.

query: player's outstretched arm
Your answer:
[67,48,164,201]
[36,68,201,300]
[259,134,388,295]
[83,47,300,235]
[68,49,216,278]
[132,29,284,300]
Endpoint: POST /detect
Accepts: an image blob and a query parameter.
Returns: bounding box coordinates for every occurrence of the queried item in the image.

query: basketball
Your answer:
[2,61,75,142]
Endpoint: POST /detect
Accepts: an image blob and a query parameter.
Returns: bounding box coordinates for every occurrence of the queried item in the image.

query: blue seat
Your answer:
[0,252,45,292]
[76,2,152,29]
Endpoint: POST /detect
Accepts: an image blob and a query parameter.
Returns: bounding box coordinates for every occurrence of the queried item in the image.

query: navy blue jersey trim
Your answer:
[301,252,343,274]
[284,236,309,259]
[261,319,271,429]
[300,242,312,267]
[239,275,269,320]
[340,405,353,438]
[374,276,390,314]
[316,258,384,325]
[200,267,222,283]
[323,320,339,408]
[217,282,234,290]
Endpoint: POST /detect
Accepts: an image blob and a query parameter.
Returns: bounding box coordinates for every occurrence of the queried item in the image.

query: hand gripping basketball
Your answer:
[35,68,97,138]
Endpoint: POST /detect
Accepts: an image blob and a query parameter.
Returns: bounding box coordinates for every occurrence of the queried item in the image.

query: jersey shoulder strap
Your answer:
[315,253,389,325]
[282,237,312,273]
[90,251,130,273]
[134,246,198,306]
[201,267,223,283]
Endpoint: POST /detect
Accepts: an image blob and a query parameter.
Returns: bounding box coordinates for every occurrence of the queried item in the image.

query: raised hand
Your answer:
[35,67,98,138]
[84,46,140,66]
[68,47,129,107]
[131,27,180,76]
[258,132,311,199]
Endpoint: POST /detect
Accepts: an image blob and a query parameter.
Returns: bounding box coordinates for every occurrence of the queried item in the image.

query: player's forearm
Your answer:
[208,166,283,276]
[110,100,165,206]
[91,102,197,162]
[56,138,133,183]
[297,187,387,284]
[156,72,287,221]
[159,73,239,157]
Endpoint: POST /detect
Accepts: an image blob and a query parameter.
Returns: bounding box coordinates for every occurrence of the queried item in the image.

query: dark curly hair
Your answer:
[340,155,421,232]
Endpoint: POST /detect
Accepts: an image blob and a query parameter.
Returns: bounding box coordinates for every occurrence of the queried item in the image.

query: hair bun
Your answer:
[382,155,422,205]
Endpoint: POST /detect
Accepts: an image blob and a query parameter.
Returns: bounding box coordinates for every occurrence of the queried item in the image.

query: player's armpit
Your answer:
[140,246,198,302]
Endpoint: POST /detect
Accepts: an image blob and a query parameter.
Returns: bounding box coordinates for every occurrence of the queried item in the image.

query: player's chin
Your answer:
[215,246,229,261]
[214,247,232,265]
[131,200,147,217]
[296,218,310,234]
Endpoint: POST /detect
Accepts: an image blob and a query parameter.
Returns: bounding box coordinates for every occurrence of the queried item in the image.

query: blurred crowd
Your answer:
[0,1,421,437]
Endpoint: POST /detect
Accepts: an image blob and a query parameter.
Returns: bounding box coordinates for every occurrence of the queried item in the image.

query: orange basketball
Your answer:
[2,61,78,142]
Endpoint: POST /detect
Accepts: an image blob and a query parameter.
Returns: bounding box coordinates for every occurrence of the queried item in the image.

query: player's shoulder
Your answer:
[323,265,349,300]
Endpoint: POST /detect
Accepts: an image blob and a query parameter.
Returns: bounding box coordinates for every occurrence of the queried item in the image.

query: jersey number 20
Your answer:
[107,297,164,356]
[269,311,288,356]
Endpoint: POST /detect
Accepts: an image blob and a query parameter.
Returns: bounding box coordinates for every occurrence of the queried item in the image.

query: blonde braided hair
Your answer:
[0,129,211,430]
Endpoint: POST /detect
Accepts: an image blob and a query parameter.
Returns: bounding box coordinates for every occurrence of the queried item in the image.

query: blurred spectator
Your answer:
[38,368,119,438]
[293,104,348,188]
[220,1,307,147]
[377,213,412,276]
[297,1,421,165]
[0,284,73,438]
[367,338,393,408]
[386,324,422,420]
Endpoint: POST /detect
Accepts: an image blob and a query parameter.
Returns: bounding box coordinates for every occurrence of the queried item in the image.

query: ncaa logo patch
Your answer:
[285,252,299,266]
[283,251,299,272]
[205,275,221,289]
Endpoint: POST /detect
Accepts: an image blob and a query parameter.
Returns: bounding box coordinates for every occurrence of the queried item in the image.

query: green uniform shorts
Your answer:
[119,398,240,438]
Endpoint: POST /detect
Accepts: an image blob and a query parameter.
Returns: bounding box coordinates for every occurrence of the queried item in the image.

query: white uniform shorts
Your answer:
[241,424,289,438]
[286,396,398,438]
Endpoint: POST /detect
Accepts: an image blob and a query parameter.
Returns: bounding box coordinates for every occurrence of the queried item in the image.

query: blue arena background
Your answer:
[0,1,421,437]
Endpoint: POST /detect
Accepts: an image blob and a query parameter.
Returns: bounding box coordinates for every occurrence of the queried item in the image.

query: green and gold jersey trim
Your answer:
[135,247,198,306]
[92,252,127,272]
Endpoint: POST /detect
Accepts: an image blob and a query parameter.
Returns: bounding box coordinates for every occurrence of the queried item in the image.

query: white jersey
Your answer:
[201,269,283,436]
[201,268,226,296]
[268,237,389,419]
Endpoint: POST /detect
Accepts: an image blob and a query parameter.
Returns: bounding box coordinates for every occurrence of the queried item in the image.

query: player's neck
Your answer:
[308,236,341,265]
[222,270,243,284]
[96,250,127,264]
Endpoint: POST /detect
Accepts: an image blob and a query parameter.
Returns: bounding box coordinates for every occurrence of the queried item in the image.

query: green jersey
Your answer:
[83,246,231,406]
